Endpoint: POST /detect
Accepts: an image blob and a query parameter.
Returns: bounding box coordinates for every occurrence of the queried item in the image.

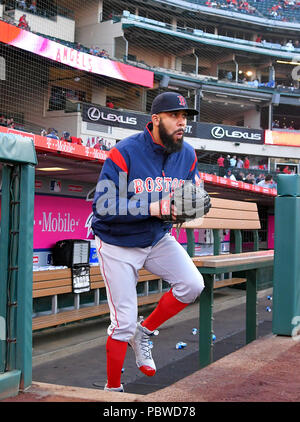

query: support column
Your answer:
[273,175,300,336]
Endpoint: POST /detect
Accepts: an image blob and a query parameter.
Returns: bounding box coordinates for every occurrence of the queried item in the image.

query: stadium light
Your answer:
[276,60,300,65]
[37,167,68,171]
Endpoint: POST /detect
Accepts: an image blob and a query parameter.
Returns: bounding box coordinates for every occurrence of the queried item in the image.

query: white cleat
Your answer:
[104,383,124,392]
[129,322,157,377]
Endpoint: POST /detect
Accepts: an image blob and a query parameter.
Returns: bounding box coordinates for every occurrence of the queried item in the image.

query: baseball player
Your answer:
[92,92,205,392]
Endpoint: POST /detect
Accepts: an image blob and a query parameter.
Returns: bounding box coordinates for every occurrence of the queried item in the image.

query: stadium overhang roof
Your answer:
[121,18,300,61]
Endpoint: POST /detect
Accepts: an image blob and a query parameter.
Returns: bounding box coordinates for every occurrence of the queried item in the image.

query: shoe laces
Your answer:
[139,330,153,360]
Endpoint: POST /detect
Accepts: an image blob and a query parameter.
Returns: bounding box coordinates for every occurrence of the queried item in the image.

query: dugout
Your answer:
[0,132,37,399]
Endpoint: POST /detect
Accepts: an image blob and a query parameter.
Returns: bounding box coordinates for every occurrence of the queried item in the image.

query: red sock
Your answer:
[142,289,188,332]
[106,335,128,388]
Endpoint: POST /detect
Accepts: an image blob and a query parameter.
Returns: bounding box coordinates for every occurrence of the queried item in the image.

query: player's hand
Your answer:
[149,201,161,218]
[149,200,178,221]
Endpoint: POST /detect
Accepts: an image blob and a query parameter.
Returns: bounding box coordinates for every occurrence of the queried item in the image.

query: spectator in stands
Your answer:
[46,128,59,140]
[61,131,72,142]
[99,49,109,58]
[224,154,230,169]
[89,46,97,55]
[256,173,265,184]
[257,174,276,188]
[217,154,225,176]
[18,14,30,30]
[226,71,233,81]
[0,115,7,126]
[93,46,100,56]
[70,136,83,145]
[243,156,250,169]
[29,1,37,14]
[285,40,294,50]
[6,117,15,128]
[236,157,244,168]
[272,120,280,128]
[224,169,236,180]
[17,0,27,10]
[258,162,267,170]
[75,42,84,52]
[94,138,105,150]
[288,121,295,129]
[106,99,114,109]
[283,165,292,174]
[41,129,47,137]
[230,155,237,167]
[94,140,101,150]
[217,154,224,167]
[245,173,256,184]
[236,171,245,181]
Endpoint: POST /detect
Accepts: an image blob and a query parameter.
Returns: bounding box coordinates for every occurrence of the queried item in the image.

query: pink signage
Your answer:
[267,215,275,249]
[0,20,153,88]
[33,195,93,249]
[171,228,200,244]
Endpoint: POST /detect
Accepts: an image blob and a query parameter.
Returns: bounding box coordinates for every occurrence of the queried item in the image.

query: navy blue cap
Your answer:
[151,92,198,117]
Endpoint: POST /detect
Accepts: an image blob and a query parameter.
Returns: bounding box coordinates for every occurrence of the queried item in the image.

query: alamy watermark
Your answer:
[0,56,6,81]
[291,316,300,341]
[290,54,300,82]
[94,172,204,219]
[0,316,5,341]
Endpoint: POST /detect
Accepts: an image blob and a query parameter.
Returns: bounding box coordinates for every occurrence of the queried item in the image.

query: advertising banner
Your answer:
[0,20,153,88]
[82,104,263,143]
[265,130,300,147]
[0,125,108,162]
[197,123,263,144]
[33,194,93,250]
[82,103,151,131]
[199,172,277,196]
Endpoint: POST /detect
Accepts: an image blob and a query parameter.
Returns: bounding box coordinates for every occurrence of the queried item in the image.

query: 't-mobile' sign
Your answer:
[33,195,93,249]
[0,20,153,88]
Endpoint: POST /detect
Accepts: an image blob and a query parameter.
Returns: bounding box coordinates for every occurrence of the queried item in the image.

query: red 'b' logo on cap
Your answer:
[177,95,186,106]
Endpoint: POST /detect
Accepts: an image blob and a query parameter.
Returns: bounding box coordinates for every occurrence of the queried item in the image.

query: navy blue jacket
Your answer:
[92,122,200,247]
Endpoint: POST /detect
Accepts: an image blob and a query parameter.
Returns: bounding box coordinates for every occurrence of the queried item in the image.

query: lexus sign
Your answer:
[87,107,101,122]
[210,125,262,142]
[82,103,263,143]
[211,126,225,139]
[82,103,150,130]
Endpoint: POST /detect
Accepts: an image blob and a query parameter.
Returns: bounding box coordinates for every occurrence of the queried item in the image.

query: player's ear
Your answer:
[152,114,160,127]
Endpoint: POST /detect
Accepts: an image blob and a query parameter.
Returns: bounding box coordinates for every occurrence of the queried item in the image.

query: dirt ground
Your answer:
[2,334,300,403]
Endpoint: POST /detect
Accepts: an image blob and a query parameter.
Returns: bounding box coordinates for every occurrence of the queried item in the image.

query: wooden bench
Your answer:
[182,196,261,257]
[32,267,164,331]
[32,197,273,336]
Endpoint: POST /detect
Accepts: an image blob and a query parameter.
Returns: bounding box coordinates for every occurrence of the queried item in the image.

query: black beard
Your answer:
[159,120,184,154]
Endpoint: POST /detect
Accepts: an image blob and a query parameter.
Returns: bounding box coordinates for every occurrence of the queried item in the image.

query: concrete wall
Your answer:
[76,20,123,57]
[14,10,75,42]
[244,109,261,129]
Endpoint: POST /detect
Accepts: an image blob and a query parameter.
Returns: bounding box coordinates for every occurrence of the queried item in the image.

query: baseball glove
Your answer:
[159,182,211,224]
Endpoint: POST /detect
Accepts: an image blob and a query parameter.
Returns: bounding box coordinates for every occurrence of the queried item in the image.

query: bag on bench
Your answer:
[52,239,90,267]
[52,239,91,293]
